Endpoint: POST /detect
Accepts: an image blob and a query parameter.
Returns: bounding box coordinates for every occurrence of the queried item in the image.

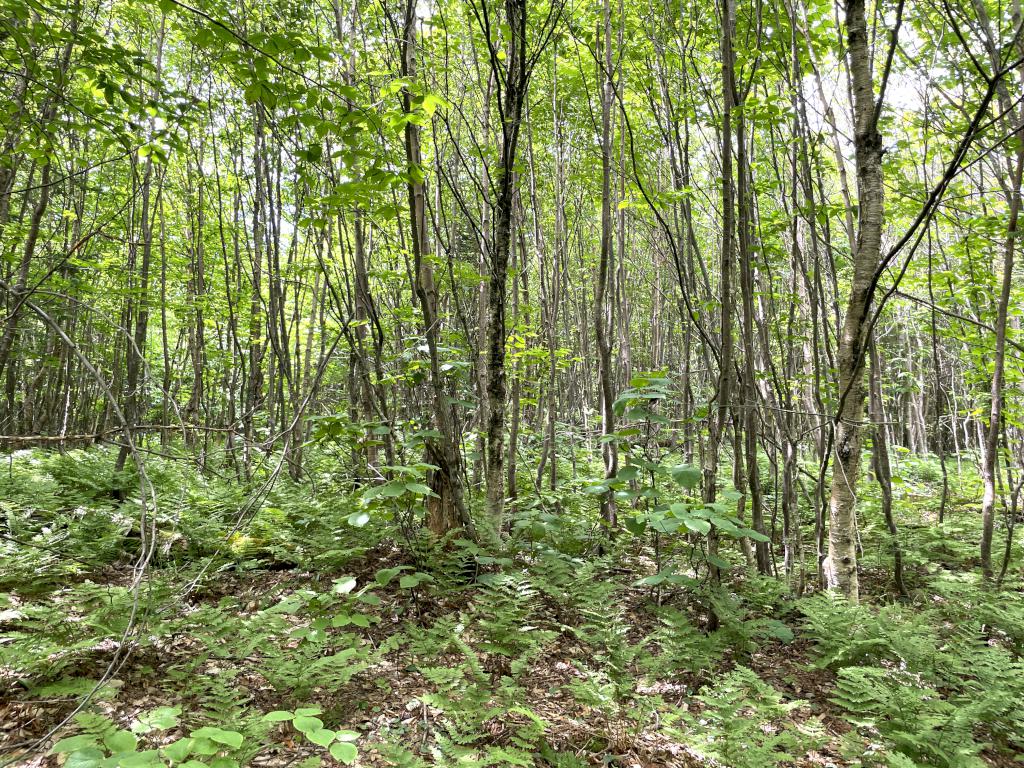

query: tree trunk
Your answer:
[869,337,908,598]
[595,0,618,531]
[484,0,530,531]
[824,0,886,602]
[401,0,475,539]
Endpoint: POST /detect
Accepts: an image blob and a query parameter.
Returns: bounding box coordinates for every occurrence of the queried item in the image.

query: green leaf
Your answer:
[710,516,739,533]
[684,518,712,535]
[294,707,323,717]
[379,481,407,497]
[306,729,336,747]
[421,93,448,116]
[262,711,295,723]
[763,619,795,643]
[134,706,181,732]
[52,736,99,755]
[615,465,640,483]
[190,728,243,750]
[189,739,219,756]
[347,512,370,527]
[737,527,770,542]
[623,516,647,535]
[706,553,731,570]
[64,749,104,768]
[329,742,358,764]
[670,464,701,489]
[104,730,138,754]
[161,738,194,762]
[113,750,162,767]
[292,716,324,734]
[374,566,408,586]
[399,573,431,589]
[333,577,357,594]
[634,574,666,586]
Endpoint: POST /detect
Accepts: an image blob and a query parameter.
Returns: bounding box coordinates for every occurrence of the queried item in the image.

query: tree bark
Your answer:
[401,0,475,539]
[595,0,618,532]
[824,0,886,602]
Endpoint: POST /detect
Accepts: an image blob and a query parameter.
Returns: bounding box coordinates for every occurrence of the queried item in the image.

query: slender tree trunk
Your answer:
[980,150,1022,578]
[484,0,530,530]
[401,0,475,538]
[595,0,618,531]
[824,0,886,602]
[869,337,908,597]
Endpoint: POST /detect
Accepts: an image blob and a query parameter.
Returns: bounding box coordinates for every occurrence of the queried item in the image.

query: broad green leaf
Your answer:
[52,736,99,754]
[623,516,647,535]
[333,577,357,594]
[189,739,220,756]
[737,527,770,542]
[134,706,181,732]
[670,465,701,489]
[706,554,731,570]
[161,738,193,762]
[347,512,370,527]
[329,742,358,764]
[190,728,243,750]
[374,566,408,586]
[111,750,162,767]
[292,716,324,733]
[379,481,407,497]
[684,518,712,535]
[64,749,104,768]
[261,711,295,723]
[634,574,666,586]
[306,729,336,747]
[104,730,138,754]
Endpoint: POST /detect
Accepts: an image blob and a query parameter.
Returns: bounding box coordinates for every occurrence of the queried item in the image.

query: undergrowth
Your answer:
[1,447,1021,768]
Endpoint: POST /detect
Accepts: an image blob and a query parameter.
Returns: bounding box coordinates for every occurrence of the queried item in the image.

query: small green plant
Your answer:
[261,708,360,764]
[50,710,246,768]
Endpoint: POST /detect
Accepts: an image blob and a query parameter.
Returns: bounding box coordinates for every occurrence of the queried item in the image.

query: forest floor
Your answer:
[0,557,870,768]
[1,448,1023,768]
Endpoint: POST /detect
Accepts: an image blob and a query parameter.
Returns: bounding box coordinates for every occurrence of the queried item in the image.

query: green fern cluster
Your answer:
[641,606,727,678]
[831,666,985,767]
[799,591,937,670]
[473,572,558,674]
[665,665,823,768]
[808,579,1024,763]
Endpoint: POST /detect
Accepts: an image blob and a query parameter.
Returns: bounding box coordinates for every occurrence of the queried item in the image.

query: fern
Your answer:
[641,606,727,679]
[665,665,822,768]
[474,572,557,677]
[799,592,938,670]
[831,666,985,767]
